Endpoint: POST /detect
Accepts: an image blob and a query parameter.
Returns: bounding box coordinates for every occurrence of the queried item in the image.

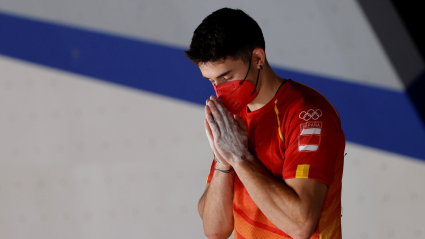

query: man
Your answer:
[184,8,345,239]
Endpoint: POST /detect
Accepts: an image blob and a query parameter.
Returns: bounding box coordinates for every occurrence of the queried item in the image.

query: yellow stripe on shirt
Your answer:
[274,99,284,142]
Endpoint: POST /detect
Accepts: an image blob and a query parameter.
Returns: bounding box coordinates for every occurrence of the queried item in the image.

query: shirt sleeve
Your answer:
[282,98,341,185]
[206,157,216,184]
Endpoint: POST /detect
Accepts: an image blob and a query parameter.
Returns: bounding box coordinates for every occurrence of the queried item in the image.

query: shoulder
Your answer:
[278,80,340,121]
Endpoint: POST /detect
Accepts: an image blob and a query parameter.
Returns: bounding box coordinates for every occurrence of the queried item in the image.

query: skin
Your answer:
[198,48,328,239]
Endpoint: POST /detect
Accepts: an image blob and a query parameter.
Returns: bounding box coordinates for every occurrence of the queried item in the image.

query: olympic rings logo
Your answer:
[299,109,322,121]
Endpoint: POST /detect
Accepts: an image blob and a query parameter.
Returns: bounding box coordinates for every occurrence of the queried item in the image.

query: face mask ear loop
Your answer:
[251,68,260,95]
[239,55,253,85]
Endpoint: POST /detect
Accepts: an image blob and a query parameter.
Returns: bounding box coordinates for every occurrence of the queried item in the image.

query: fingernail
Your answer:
[210,96,214,100]
[208,101,214,106]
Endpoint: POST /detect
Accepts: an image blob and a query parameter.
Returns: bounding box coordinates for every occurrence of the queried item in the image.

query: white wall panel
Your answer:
[0,55,211,238]
[342,142,425,238]
[0,0,404,90]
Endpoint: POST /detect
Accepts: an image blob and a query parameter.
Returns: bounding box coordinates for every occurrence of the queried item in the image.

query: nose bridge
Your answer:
[214,78,226,87]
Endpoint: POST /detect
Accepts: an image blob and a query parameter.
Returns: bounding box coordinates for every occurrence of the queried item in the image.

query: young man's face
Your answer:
[199,58,255,87]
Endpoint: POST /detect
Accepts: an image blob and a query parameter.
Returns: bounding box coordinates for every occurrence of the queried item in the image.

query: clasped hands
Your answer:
[205,96,250,167]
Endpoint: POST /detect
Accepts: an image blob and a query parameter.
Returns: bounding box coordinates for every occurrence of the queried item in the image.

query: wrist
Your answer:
[214,162,234,174]
[214,156,231,166]
[214,162,233,171]
[233,151,255,169]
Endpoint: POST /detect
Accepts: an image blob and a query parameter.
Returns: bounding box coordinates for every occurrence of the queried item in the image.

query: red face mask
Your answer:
[212,60,260,115]
[213,80,258,115]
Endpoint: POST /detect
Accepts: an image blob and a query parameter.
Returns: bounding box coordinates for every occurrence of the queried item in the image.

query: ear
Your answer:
[252,48,266,69]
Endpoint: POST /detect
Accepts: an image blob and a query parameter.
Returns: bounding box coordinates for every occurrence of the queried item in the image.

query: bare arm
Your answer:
[199,101,235,239]
[234,154,327,239]
[198,164,235,239]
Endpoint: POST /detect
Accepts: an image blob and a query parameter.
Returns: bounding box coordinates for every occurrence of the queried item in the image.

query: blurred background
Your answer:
[0,0,424,238]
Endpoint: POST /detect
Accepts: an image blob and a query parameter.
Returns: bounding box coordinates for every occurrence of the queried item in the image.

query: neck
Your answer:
[247,64,285,112]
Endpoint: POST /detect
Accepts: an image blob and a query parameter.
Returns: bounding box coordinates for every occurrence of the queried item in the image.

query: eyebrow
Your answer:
[203,70,232,80]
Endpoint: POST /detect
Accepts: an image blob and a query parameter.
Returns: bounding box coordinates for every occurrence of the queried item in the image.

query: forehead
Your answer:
[199,58,246,78]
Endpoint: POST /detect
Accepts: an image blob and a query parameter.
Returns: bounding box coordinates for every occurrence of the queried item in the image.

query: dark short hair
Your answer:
[184,8,265,65]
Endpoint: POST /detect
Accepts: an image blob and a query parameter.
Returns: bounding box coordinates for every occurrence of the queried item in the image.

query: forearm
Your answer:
[233,154,317,239]
[199,164,235,239]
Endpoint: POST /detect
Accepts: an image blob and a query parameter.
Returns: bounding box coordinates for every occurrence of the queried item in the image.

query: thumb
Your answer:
[234,114,248,132]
